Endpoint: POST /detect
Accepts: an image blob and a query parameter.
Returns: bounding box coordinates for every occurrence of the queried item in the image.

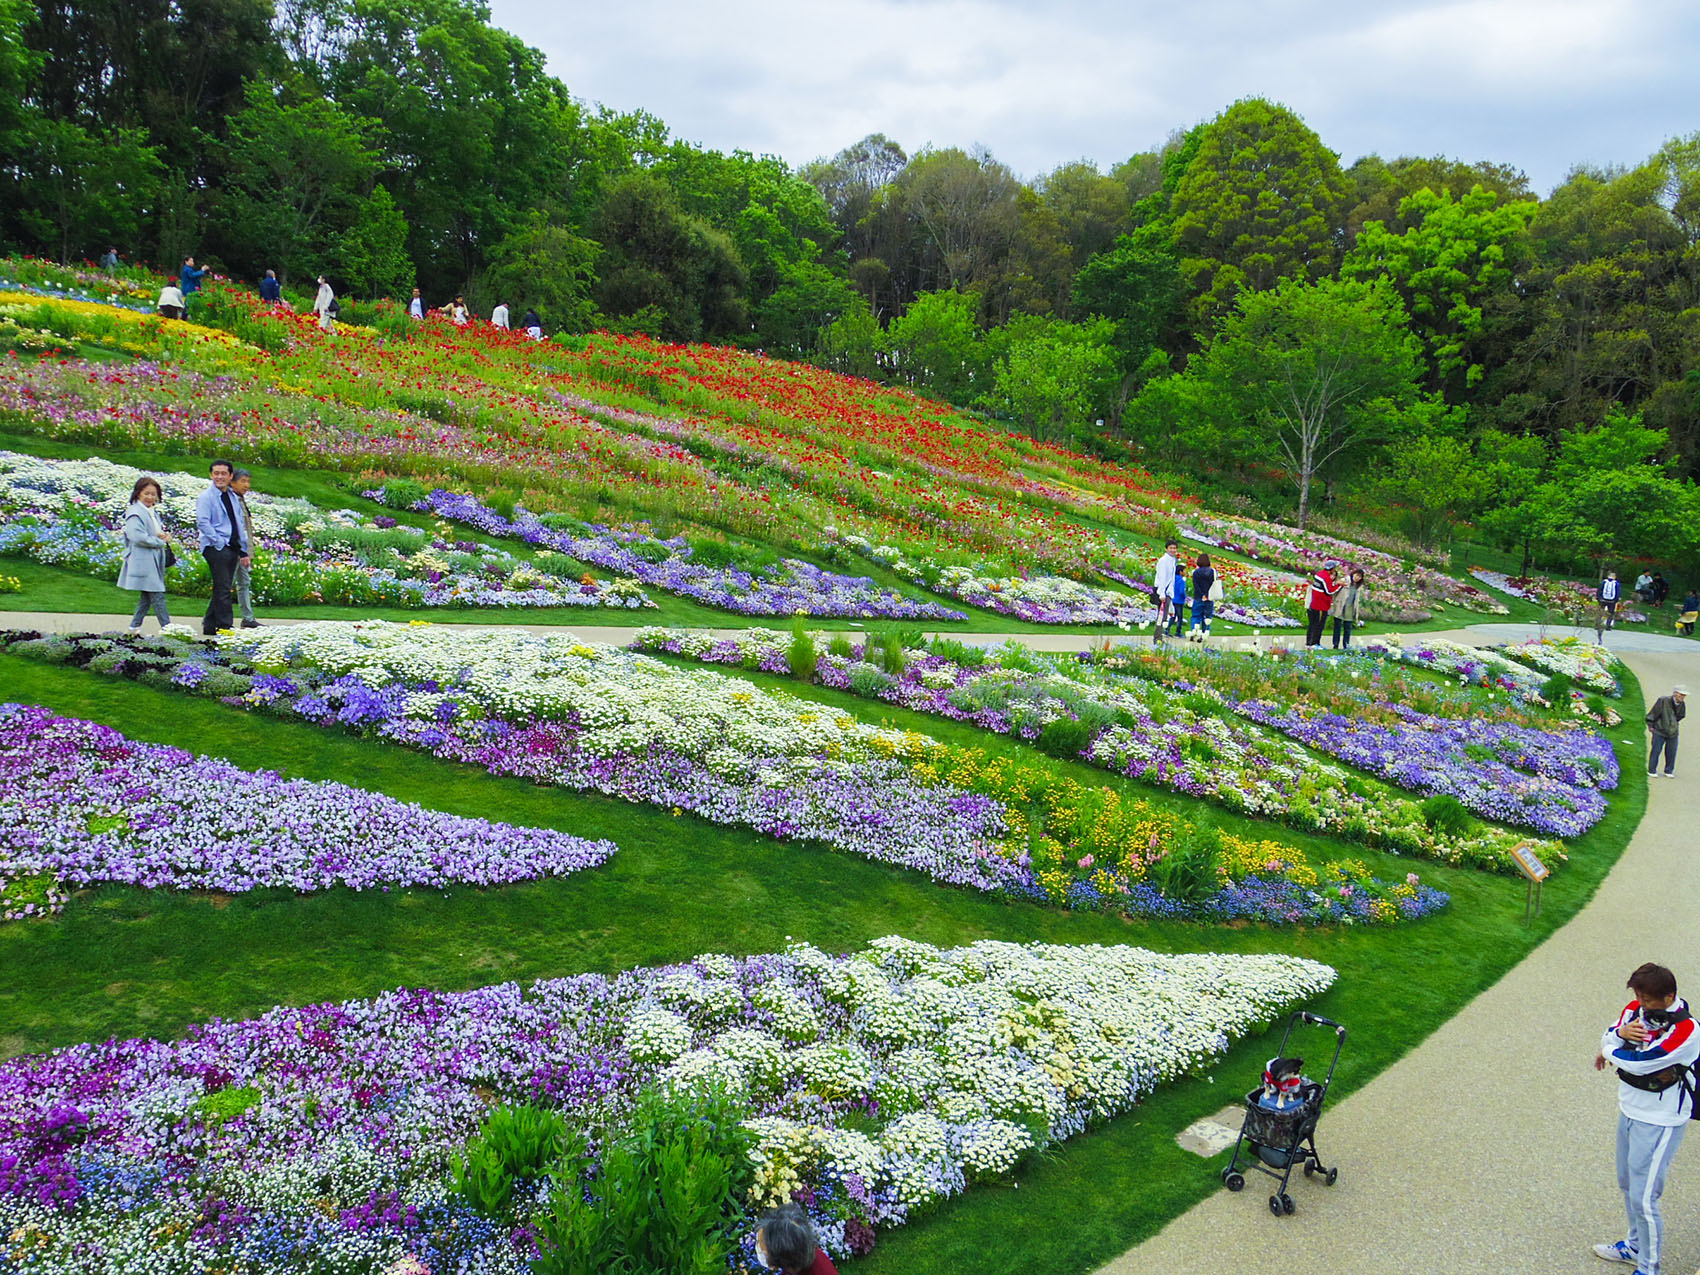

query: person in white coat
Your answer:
[1152,539,1178,644]
[313,276,335,332]
[118,476,173,632]
[491,300,510,329]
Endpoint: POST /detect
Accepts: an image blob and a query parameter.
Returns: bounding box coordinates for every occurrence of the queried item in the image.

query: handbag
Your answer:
[1208,578,1224,602]
[164,545,177,569]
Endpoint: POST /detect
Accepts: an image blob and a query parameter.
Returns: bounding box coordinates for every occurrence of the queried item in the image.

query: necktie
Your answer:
[220,488,243,552]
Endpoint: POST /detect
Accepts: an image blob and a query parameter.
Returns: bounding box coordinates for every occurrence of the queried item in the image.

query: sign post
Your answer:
[1510,841,1549,922]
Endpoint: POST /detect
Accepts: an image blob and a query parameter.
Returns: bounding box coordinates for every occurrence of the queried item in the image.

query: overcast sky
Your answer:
[488,0,1697,194]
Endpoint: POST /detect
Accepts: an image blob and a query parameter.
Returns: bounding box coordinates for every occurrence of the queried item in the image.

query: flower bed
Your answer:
[367,484,963,621]
[633,627,1560,872]
[1469,568,1648,624]
[833,533,1155,626]
[0,936,1335,1272]
[1,626,1448,925]
[0,703,616,920]
[0,451,650,611]
[1487,636,1624,696]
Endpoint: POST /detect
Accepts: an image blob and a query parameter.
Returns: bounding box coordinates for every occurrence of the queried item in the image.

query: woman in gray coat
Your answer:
[1329,567,1367,649]
[118,476,174,632]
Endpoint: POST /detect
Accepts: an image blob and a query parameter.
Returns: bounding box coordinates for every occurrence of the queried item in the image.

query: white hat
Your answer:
[1676,685,1689,696]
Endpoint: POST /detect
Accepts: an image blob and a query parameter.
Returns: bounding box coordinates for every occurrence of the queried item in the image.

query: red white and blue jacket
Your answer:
[1307,567,1340,613]
[1604,998,1700,1125]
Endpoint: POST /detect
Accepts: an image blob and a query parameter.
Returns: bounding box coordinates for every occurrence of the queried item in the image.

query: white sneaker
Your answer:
[1592,1239,1637,1264]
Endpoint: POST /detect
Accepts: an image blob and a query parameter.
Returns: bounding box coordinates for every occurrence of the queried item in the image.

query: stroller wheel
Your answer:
[1302,1161,1314,1178]
[1223,1171,1245,1192]
[1325,1166,1338,1186]
[1269,1195,1283,1216]
[1282,1193,1296,1214]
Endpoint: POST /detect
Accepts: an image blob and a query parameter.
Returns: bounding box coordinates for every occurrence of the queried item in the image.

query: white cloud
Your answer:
[491,0,1700,190]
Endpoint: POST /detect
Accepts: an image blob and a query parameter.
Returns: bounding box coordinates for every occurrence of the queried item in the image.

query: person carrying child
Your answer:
[1592,962,1699,1274]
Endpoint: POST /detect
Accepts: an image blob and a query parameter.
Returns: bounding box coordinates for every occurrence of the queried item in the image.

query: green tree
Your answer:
[10,117,162,263]
[1343,185,1536,396]
[1370,431,1485,548]
[480,214,601,334]
[755,261,859,360]
[1039,160,1131,268]
[815,294,885,380]
[886,288,985,402]
[1343,154,1532,242]
[1188,277,1428,526]
[1072,222,1186,403]
[218,79,379,283]
[338,185,413,299]
[1170,98,1350,330]
[983,317,1120,445]
[592,173,748,342]
[1472,431,1549,576]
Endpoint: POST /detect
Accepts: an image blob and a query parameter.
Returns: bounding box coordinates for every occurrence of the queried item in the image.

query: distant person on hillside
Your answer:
[118,476,173,633]
[1189,553,1216,641]
[229,469,262,629]
[313,276,335,332]
[258,270,281,305]
[1645,685,1686,777]
[753,1204,838,1275]
[1680,589,1698,636]
[1305,560,1341,647]
[490,300,510,329]
[1330,567,1367,649]
[1635,570,1654,603]
[408,288,425,320]
[155,280,186,320]
[1652,573,1669,607]
[179,257,206,302]
[451,296,469,325]
[1592,962,1698,1274]
[1598,570,1622,641]
[522,307,542,340]
[1153,539,1179,644]
[100,246,119,270]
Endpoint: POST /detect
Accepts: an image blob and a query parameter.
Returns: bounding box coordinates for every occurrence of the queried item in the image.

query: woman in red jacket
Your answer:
[1305,561,1341,647]
[755,1204,839,1274]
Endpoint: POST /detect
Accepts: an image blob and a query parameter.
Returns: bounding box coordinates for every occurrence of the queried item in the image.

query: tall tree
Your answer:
[1185,277,1428,526]
[1170,98,1350,331]
[592,172,747,342]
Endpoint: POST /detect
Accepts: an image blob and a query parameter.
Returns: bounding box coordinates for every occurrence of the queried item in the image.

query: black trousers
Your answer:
[1305,608,1327,646]
[203,545,240,633]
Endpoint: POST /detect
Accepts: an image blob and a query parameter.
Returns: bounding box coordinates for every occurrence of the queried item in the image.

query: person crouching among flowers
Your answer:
[754,1203,838,1274]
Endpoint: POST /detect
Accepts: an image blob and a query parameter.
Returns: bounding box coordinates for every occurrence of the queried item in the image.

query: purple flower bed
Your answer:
[1231,699,1616,838]
[368,486,966,621]
[0,703,617,915]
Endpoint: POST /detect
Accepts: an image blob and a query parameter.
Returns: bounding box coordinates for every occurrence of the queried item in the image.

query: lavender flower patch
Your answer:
[0,704,617,915]
[369,485,965,621]
[1232,700,1615,838]
[0,938,1335,1272]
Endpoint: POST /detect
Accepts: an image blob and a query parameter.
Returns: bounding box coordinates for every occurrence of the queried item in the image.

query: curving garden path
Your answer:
[1099,637,1700,1275]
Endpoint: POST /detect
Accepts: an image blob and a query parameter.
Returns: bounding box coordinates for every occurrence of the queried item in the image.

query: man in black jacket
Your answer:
[1647,686,1687,777]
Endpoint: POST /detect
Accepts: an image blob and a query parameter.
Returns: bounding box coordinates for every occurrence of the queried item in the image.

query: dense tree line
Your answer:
[1,0,1697,560]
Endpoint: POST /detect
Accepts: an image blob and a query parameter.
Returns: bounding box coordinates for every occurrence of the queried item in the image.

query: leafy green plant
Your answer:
[1148,826,1223,905]
[1419,794,1472,837]
[880,632,908,676]
[1541,672,1575,707]
[1036,715,1096,760]
[827,635,856,660]
[849,666,895,697]
[452,1103,575,1219]
[192,1085,262,1127]
[532,1084,755,1275]
[929,637,989,667]
[787,618,819,681]
[379,478,429,510]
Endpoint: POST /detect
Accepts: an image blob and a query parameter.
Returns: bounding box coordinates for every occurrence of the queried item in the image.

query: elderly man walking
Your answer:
[229,468,263,628]
[1646,685,1687,777]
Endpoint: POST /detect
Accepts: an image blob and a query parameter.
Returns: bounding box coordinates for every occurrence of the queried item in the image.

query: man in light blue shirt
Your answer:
[194,459,248,634]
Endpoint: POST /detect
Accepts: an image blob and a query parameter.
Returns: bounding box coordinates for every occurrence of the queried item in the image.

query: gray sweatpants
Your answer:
[1618,1113,1685,1274]
[234,560,254,623]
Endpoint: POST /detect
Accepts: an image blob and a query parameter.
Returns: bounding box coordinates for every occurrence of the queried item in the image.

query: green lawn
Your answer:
[0,649,1649,1275]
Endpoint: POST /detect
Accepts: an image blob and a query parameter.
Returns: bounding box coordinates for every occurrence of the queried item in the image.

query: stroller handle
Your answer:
[1301,1012,1346,1035]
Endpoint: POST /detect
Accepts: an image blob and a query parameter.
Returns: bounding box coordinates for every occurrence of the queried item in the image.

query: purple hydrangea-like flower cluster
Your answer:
[370,486,966,621]
[0,703,617,915]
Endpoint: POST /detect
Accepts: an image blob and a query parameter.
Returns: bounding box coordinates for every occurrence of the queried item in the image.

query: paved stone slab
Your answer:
[1176,1105,1248,1157]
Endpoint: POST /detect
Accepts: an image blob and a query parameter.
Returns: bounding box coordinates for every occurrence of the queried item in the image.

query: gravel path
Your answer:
[1098,639,1700,1275]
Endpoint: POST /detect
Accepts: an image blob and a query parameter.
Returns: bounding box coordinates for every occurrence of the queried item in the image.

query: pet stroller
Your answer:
[1220,1010,1345,1216]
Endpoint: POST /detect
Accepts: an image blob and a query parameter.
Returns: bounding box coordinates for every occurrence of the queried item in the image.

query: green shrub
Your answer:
[827,635,856,660]
[880,632,907,676]
[1149,826,1223,905]
[787,618,818,681]
[533,1085,754,1275]
[378,478,428,510]
[929,637,988,667]
[1586,694,1608,719]
[1541,672,1575,706]
[192,1085,262,1128]
[1036,715,1097,760]
[486,489,520,522]
[1419,794,1472,837]
[452,1104,574,1220]
[849,666,895,697]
